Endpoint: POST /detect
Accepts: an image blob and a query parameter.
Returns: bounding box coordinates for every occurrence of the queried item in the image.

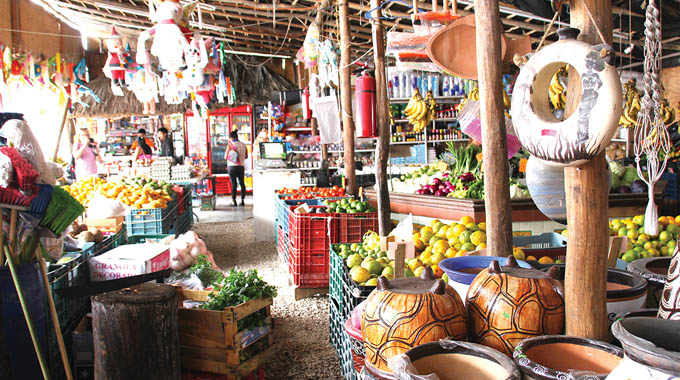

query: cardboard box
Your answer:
[85,216,124,234]
[88,244,170,282]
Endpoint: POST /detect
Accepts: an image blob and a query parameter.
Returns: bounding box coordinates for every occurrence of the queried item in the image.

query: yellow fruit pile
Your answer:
[63,178,171,209]
[609,215,679,263]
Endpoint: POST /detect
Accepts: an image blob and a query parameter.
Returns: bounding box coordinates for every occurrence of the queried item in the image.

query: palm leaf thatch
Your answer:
[71,59,296,118]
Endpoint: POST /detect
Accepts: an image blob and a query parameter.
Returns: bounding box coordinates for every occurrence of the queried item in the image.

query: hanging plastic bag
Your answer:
[312,95,342,144]
[86,194,129,219]
[0,151,12,188]
[459,100,520,159]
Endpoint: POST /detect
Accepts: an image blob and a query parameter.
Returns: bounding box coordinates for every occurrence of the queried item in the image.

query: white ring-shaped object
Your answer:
[510,37,622,166]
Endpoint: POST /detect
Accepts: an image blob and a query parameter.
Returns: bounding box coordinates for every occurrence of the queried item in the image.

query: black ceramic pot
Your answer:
[513,335,623,380]
[627,257,671,308]
[610,317,680,376]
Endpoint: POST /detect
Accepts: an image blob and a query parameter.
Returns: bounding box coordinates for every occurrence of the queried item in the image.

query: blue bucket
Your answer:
[439,256,531,302]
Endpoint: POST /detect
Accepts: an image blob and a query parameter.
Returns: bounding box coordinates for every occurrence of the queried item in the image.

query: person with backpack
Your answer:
[225,130,248,207]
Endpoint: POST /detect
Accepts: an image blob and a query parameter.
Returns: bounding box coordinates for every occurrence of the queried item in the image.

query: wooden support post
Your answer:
[53,104,70,161]
[311,0,329,163]
[371,0,391,236]
[563,0,612,341]
[474,0,513,256]
[339,0,357,195]
[296,61,304,89]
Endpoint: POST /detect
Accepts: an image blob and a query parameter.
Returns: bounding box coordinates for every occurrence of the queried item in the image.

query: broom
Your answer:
[39,186,85,235]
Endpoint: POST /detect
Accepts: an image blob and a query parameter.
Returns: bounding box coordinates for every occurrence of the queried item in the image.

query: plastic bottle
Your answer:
[442,76,450,97]
[392,74,400,99]
[432,74,439,97]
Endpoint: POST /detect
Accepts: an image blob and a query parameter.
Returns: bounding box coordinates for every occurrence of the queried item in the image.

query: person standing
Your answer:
[156,127,175,162]
[132,128,154,161]
[73,128,101,181]
[225,130,248,207]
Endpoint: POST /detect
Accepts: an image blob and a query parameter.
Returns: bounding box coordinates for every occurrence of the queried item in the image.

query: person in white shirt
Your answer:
[225,131,248,207]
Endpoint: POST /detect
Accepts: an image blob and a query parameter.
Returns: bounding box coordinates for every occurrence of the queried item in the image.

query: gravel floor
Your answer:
[193,219,344,380]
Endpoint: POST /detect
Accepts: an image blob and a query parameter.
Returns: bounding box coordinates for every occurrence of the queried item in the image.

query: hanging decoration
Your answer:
[511,28,621,167]
[103,26,129,96]
[634,0,672,237]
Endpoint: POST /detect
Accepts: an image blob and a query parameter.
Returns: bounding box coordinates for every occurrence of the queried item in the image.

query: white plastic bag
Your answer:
[391,214,414,242]
[459,100,521,159]
[312,95,342,144]
[1,119,56,185]
[0,152,12,188]
[86,194,129,219]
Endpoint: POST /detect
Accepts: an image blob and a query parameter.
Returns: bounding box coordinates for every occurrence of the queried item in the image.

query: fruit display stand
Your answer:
[176,289,276,379]
[365,189,663,234]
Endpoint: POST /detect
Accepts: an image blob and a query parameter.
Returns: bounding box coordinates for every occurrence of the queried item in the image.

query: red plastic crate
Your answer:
[288,245,329,288]
[336,213,379,243]
[287,205,337,252]
[215,177,232,195]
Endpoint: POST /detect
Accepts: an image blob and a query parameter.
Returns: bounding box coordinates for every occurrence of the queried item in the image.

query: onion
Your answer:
[170,260,185,271]
[434,190,442,196]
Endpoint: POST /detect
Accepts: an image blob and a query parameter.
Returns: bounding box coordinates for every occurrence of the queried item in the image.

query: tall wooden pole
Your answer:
[371,0,391,236]
[563,0,612,341]
[474,0,513,256]
[339,0,356,195]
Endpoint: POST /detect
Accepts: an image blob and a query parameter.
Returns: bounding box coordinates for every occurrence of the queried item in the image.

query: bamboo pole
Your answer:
[339,0,356,195]
[53,100,70,161]
[371,0,391,236]
[473,0,513,256]
[563,0,612,341]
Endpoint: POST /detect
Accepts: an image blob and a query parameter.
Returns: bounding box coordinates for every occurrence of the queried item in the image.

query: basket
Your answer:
[125,206,176,236]
[336,213,379,243]
[288,205,337,252]
[288,244,329,288]
[512,233,567,262]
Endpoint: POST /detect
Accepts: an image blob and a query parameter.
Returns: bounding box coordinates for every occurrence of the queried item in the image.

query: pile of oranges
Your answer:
[63,178,172,209]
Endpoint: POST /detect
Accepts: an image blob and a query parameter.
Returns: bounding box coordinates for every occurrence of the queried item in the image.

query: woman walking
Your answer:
[226,131,248,206]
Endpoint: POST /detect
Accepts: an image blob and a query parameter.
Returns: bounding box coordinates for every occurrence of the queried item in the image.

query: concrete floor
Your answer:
[192,195,254,223]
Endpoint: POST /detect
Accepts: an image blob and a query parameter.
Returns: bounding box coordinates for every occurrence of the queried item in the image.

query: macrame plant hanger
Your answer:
[633,0,670,236]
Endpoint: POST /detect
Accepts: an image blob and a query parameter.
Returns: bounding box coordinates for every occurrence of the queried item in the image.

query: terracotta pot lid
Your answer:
[426,14,508,79]
[503,35,532,63]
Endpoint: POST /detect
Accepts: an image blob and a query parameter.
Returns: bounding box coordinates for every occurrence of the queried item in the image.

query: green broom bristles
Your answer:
[39,187,85,235]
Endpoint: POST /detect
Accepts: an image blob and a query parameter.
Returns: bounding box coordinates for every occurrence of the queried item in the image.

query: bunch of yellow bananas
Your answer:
[469,87,480,101]
[404,88,432,132]
[661,100,677,126]
[619,79,641,128]
[549,66,567,110]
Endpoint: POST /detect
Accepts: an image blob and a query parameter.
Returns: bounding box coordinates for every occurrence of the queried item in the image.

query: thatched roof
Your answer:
[71,61,297,118]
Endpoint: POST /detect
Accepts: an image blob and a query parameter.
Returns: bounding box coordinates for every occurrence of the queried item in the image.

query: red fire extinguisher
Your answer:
[355,63,376,138]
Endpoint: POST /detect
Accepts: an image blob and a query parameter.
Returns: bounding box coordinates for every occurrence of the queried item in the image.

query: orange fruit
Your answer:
[460,216,475,225]
[538,256,554,264]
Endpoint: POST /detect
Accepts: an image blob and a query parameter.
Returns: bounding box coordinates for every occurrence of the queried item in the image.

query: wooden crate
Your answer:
[177,289,275,378]
[85,216,124,234]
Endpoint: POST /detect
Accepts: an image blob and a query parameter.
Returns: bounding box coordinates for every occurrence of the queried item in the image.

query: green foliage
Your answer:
[201,269,277,311]
[446,142,482,177]
[189,254,224,287]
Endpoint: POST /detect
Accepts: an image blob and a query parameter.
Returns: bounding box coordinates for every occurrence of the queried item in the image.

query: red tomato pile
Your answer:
[277,186,345,200]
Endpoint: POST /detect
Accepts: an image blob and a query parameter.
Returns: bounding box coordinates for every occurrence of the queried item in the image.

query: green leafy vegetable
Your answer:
[201,269,277,311]
[189,254,224,287]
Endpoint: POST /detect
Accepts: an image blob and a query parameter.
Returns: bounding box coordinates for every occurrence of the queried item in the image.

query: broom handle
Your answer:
[38,250,73,380]
[0,208,4,265]
[5,245,51,380]
[9,209,17,257]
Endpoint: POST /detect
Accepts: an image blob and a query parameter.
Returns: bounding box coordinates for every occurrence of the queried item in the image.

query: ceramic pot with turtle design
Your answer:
[361,267,466,379]
[466,257,565,356]
[514,335,623,380]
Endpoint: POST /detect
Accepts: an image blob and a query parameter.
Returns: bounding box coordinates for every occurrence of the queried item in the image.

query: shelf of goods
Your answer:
[273,190,378,289]
[177,289,276,379]
[364,189,660,223]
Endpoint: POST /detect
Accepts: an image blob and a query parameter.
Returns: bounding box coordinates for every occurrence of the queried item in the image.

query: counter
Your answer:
[253,169,302,241]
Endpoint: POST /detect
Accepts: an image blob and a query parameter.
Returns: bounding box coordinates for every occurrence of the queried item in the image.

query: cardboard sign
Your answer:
[89,244,170,282]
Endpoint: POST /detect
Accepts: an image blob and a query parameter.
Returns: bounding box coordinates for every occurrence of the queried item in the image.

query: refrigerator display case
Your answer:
[184,105,254,195]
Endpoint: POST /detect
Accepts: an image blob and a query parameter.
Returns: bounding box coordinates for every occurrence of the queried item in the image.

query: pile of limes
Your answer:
[610,215,680,263]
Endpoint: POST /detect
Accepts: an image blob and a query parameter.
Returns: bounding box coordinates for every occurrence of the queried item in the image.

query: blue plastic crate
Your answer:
[125,206,176,236]
[512,233,567,250]
[276,198,323,233]
[390,144,426,165]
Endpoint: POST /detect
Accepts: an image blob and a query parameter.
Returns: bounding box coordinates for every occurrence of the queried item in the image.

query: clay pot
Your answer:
[514,335,623,379]
[627,257,671,308]
[362,267,466,377]
[544,264,647,326]
[393,341,521,380]
[439,256,532,304]
[608,317,680,378]
[525,155,567,224]
[466,257,565,356]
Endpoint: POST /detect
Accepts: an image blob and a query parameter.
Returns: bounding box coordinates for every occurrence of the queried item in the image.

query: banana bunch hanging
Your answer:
[661,99,677,126]
[619,79,642,128]
[404,88,433,132]
[548,65,568,110]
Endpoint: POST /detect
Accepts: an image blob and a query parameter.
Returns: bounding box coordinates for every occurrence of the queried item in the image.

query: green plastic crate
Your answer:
[126,234,174,245]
